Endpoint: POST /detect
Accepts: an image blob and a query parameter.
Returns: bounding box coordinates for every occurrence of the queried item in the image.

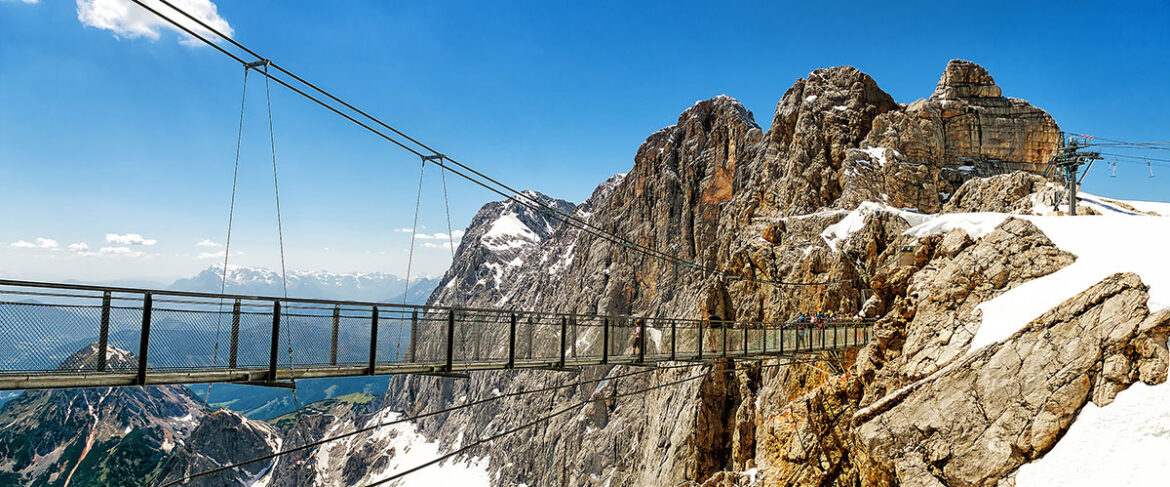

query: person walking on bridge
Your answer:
[630,320,643,355]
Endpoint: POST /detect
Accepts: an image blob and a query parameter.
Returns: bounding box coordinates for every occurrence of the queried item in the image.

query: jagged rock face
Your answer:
[856,273,1170,487]
[756,66,899,215]
[840,59,1061,212]
[941,172,1055,214]
[931,59,1003,100]
[426,189,575,308]
[158,393,378,487]
[157,410,281,487]
[0,344,203,486]
[870,219,1077,391]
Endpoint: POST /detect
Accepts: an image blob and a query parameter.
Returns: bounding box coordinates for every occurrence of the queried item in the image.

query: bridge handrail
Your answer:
[0,278,875,389]
[0,278,875,328]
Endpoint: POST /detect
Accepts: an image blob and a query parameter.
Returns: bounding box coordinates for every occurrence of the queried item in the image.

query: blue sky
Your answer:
[2,0,1167,283]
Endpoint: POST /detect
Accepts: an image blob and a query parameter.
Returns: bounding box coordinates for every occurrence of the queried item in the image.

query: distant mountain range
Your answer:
[170,265,439,304]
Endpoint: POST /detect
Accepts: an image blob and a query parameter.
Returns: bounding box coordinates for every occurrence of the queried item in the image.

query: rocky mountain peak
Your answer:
[426,189,576,306]
[931,59,1003,100]
[56,342,137,371]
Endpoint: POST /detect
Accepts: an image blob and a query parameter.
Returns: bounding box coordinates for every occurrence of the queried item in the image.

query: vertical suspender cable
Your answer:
[439,159,457,260]
[403,159,426,306]
[263,63,306,446]
[203,67,250,412]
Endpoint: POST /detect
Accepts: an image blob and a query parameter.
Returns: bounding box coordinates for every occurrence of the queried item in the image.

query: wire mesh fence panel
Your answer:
[146,307,231,370]
[231,311,273,368]
[0,301,104,373]
[747,327,764,355]
[335,314,373,367]
[532,317,562,362]
[285,313,335,367]
[610,317,636,361]
[374,311,413,366]
[575,318,603,360]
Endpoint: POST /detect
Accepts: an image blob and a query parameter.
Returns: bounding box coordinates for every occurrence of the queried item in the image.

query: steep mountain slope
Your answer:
[0,345,203,486]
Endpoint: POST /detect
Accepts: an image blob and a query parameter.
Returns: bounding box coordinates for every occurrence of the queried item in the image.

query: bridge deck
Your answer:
[0,279,871,390]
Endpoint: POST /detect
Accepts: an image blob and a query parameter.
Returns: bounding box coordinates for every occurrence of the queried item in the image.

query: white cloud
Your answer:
[97,246,146,257]
[106,233,157,246]
[197,249,243,260]
[395,229,465,240]
[68,242,90,252]
[76,0,233,47]
[195,239,220,247]
[10,237,58,249]
[423,242,457,249]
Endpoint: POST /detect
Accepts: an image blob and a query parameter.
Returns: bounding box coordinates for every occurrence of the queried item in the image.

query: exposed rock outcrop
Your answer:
[839,59,1062,212]
[158,410,281,486]
[856,273,1170,487]
[0,345,203,486]
[942,172,1055,214]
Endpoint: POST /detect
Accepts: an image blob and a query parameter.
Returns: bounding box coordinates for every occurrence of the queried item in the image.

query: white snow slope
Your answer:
[892,200,1170,487]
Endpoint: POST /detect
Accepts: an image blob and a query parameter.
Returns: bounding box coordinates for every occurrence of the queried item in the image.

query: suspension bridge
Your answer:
[0,278,871,391]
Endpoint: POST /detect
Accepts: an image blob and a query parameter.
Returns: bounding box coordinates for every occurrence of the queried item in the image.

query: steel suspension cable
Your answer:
[126,0,852,290]
[158,354,832,487]
[261,62,308,448]
[363,357,818,486]
[158,361,700,486]
[203,67,250,412]
[403,159,426,306]
[440,162,457,260]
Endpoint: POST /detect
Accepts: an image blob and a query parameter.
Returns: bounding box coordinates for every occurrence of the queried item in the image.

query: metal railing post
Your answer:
[602,317,610,364]
[570,315,577,358]
[779,323,784,355]
[637,319,646,364]
[743,322,749,358]
[822,325,827,351]
[559,316,568,368]
[330,304,340,366]
[762,322,768,356]
[98,291,110,372]
[268,300,280,382]
[368,306,379,375]
[670,319,676,361]
[136,293,153,386]
[508,312,517,368]
[722,319,728,358]
[527,315,534,359]
[409,310,418,363]
[697,319,704,361]
[229,299,240,368]
[445,310,455,372]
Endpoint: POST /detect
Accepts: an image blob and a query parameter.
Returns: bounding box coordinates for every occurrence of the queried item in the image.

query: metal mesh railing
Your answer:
[0,279,874,389]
